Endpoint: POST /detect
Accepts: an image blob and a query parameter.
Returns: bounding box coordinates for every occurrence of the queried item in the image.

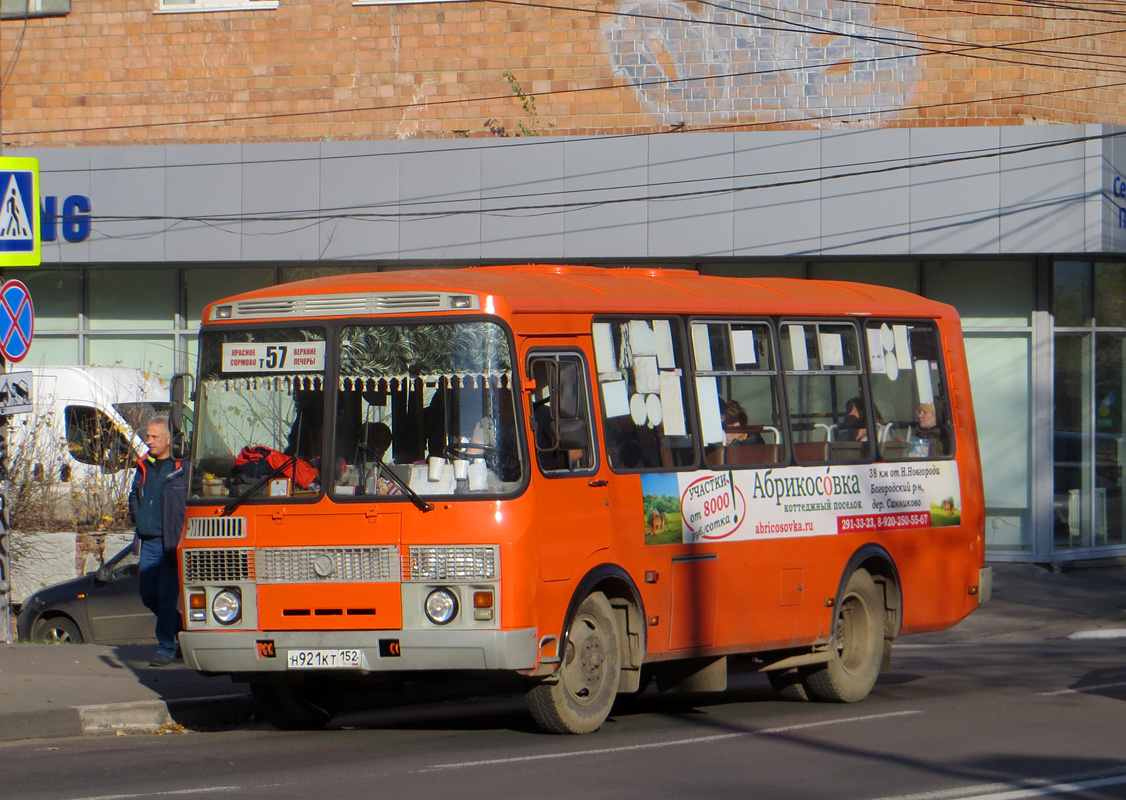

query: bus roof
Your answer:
[202,265,958,322]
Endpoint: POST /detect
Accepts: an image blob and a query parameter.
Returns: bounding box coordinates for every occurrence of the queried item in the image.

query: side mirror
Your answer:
[95,566,111,583]
[170,372,193,460]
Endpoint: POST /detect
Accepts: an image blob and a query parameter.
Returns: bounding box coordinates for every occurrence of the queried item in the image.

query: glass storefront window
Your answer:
[1095,262,1126,327]
[86,337,177,379]
[280,265,375,283]
[925,260,1033,327]
[21,269,81,331]
[185,266,274,326]
[700,263,805,279]
[1054,261,1093,327]
[924,259,1036,553]
[811,261,918,293]
[969,335,1032,550]
[88,269,176,330]
[1094,333,1125,547]
[23,336,79,367]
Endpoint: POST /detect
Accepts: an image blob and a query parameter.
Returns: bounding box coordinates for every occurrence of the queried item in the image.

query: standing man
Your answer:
[129,415,187,667]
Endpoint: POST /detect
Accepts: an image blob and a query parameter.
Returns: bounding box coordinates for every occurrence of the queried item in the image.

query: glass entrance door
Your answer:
[1053,262,1126,553]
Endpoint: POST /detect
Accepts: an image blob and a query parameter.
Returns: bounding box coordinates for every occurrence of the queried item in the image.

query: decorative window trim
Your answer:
[0,0,70,19]
[156,0,278,14]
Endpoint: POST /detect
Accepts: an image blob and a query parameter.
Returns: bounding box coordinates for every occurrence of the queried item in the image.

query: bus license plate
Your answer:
[286,649,362,669]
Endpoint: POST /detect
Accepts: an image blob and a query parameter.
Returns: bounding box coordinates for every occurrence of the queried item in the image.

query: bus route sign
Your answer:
[0,157,41,268]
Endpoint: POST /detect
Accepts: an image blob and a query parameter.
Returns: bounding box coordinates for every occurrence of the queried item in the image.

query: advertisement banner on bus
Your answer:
[641,461,961,545]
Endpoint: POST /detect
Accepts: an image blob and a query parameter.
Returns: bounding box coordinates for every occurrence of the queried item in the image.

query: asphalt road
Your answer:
[2,638,1124,800]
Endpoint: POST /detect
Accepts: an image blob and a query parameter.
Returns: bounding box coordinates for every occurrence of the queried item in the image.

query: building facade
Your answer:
[3,0,1126,563]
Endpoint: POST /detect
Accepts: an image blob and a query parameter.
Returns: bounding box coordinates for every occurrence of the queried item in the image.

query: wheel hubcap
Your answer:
[563,617,606,701]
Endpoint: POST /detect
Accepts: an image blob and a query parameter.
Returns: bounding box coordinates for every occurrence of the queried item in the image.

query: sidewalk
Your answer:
[0,643,253,742]
[0,562,1124,743]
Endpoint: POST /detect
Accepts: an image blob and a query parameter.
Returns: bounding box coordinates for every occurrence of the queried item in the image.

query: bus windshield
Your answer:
[192,326,329,501]
[189,320,522,501]
[334,320,521,497]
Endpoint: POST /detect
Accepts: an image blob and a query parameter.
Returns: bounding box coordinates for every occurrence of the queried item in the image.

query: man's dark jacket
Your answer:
[128,456,188,551]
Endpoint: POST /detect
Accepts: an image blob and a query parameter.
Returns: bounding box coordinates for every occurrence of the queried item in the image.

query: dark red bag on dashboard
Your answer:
[234,445,319,489]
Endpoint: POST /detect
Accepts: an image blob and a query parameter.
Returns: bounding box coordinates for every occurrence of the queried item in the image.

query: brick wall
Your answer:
[2,0,1125,147]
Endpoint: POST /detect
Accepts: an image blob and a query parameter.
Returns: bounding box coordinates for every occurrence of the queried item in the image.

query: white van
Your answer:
[6,366,171,529]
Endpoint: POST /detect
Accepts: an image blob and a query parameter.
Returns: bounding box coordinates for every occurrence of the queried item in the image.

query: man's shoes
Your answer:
[149,652,176,667]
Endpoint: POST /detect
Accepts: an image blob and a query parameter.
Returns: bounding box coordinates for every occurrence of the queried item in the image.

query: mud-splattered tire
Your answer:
[526,592,621,734]
[251,679,340,730]
[805,569,883,703]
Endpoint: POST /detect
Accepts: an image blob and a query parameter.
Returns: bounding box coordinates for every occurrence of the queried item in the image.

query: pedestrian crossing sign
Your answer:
[0,157,41,268]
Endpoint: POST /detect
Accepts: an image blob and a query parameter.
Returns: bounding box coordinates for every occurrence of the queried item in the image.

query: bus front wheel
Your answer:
[804,568,883,703]
[251,679,340,730]
[526,591,621,734]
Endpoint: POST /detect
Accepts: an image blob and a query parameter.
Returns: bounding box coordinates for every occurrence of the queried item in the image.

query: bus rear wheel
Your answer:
[805,568,883,703]
[251,679,340,730]
[526,592,621,734]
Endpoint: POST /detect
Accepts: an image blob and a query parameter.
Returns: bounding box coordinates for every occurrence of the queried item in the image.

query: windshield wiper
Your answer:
[376,463,433,513]
[221,456,297,517]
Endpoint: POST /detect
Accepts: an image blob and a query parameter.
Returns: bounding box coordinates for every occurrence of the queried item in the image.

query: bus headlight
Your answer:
[212,589,242,625]
[424,588,459,625]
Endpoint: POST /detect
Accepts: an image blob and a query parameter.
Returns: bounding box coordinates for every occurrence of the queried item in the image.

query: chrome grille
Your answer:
[405,546,498,582]
[186,516,246,540]
[257,547,397,583]
[182,548,255,582]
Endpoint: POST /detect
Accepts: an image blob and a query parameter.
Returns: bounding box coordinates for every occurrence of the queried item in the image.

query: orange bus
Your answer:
[174,265,990,734]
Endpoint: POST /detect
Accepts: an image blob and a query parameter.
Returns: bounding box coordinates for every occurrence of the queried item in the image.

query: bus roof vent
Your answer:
[232,299,298,317]
[304,296,371,314]
[226,292,475,319]
[373,293,445,312]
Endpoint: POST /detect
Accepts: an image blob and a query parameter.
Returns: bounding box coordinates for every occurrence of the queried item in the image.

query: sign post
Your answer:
[0,156,40,642]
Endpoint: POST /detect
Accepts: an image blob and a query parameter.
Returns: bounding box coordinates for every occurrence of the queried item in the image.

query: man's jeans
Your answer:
[138,536,181,657]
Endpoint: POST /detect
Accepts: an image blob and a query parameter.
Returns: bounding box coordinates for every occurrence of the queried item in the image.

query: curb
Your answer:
[0,693,255,743]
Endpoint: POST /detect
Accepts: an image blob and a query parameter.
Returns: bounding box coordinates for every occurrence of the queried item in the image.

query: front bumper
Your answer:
[180,627,540,675]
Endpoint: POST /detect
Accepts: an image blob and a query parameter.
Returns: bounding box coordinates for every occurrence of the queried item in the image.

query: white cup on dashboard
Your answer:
[428,457,447,481]
[453,459,469,480]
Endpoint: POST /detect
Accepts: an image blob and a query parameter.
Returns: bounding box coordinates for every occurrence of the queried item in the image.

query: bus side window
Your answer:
[528,353,595,473]
[691,320,785,469]
[864,321,953,460]
[780,321,870,465]
[593,318,696,471]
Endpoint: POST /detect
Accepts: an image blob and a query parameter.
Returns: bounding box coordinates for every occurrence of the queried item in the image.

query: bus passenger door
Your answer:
[525,350,609,582]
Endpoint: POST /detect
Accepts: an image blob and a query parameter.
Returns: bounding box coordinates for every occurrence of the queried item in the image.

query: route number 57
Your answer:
[263,345,288,369]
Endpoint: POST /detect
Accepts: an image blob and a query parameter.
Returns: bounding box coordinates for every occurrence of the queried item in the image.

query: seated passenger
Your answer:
[909,402,946,457]
[722,399,764,446]
[839,396,886,443]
